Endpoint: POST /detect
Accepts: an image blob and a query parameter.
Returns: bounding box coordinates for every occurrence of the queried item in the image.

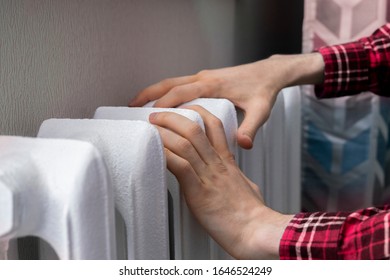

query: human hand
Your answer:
[131,62,279,149]
[131,53,324,149]
[149,105,293,259]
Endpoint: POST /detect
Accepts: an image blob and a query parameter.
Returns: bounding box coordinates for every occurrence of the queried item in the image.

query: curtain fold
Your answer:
[302,0,390,212]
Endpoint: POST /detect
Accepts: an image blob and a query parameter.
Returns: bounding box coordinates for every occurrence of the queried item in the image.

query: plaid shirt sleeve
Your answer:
[315,23,390,98]
[279,205,390,259]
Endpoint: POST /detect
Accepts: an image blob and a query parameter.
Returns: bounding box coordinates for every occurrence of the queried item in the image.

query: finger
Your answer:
[153,81,211,108]
[129,75,196,107]
[181,105,233,160]
[164,147,203,188]
[237,104,270,149]
[155,125,208,176]
[149,112,220,165]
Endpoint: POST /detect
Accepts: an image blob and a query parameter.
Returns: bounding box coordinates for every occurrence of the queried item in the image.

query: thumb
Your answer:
[237,104,271,149]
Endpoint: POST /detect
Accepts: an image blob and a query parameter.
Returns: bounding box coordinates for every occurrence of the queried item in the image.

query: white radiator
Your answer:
[239,86,302,214]
[0,89,301,260]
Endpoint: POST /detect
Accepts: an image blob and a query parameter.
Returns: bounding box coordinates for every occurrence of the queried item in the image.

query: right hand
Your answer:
[149,105,293,259]
[130,53,324,149]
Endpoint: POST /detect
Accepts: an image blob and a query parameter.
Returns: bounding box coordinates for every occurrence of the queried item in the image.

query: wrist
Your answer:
[239,206,294,259]
[268,52,325,89]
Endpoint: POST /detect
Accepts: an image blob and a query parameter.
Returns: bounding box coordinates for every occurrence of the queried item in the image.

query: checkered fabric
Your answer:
[316,24,390,98]
[280,205,390,259]
[280,24,390,259]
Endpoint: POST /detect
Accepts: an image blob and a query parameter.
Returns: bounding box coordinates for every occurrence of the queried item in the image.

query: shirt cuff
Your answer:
[279,212,348,260]
[314,41,370,99]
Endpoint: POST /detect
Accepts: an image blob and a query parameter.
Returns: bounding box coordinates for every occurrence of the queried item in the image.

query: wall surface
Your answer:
[0,0,235,137]
[0,0,303,137]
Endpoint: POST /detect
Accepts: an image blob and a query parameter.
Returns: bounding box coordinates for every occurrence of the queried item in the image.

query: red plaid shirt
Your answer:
[315,23,390,98]
[280,24,390,260]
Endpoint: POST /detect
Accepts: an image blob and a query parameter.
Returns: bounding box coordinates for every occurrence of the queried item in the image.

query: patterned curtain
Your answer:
[302,0,390,212]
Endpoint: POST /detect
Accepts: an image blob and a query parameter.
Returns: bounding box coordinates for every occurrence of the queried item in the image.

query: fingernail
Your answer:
[149,112,158,121]
[239,132,253,149]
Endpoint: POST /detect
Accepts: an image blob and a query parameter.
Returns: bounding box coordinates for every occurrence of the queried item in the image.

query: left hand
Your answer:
[149,105,292,259]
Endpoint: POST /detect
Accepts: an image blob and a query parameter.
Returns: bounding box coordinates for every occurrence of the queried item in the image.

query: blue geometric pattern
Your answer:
[342,129,370,173]
[307,122,333,173]
[301,0,390,212]
[302,92,390,211]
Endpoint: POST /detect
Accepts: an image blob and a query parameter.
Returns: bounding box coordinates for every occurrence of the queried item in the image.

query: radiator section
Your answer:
[0,93,301,259]
[0,137,116,259]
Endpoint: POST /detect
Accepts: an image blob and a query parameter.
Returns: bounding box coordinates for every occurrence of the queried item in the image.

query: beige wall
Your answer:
[0,0,235,137]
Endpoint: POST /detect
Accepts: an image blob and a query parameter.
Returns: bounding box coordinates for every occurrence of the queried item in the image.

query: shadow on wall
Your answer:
[234,0,304,64]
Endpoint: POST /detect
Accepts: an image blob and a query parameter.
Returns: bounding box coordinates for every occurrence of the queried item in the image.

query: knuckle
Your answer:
[187,123,204,137]
[180,160,193,173]
[160,78,173,89]
[196,69,211,78]
[210,117,223,129]
[168,86,181,95]
[176,137,192,151]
